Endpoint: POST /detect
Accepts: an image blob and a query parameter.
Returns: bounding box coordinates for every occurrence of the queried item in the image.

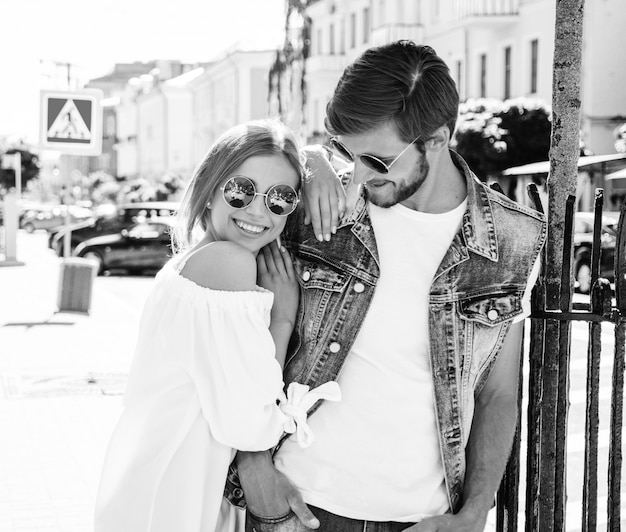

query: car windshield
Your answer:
[127,222,170,239]
[574,215,618,236]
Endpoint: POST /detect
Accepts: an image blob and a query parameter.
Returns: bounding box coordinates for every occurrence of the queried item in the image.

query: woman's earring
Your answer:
[206,200,212,209]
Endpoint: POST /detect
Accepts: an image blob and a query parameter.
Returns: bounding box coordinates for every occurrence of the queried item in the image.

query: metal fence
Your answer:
[496,185,625,531]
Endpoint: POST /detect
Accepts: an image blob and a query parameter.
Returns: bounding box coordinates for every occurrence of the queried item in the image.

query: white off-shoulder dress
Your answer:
[94,247,320,532]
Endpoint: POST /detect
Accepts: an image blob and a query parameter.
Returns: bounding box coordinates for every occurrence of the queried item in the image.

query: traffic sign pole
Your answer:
[39,89,103,310]
[0,152,24,267]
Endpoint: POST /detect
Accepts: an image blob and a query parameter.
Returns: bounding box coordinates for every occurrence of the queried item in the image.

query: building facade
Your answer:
[301,0,626,154]
[188,49,277,164]
[135,68,203,182]
[110,48,276,185]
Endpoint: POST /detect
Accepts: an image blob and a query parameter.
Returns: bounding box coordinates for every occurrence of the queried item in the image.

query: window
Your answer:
[330,23,335,55]
[363,7,370,44]
[350,13,356,48]
[317,29,323,55]
[340,18,346,54]
[530,39,539,94]
[379,0,385,25]
[504,46,511,100]
[480,54,487,97]
[105,115,115,138]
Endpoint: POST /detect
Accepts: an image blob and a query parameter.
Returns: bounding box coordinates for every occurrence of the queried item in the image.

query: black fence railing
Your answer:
[495,185,625,531]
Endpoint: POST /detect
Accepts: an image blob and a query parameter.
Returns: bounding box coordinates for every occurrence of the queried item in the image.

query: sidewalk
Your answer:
[0,233,148,532]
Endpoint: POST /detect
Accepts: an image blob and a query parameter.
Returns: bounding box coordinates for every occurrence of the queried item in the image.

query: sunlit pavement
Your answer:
[0,231,623,531]
[0,232,152,531]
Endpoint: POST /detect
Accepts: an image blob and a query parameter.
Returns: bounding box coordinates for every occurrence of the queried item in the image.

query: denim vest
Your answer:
[224,151,546,513]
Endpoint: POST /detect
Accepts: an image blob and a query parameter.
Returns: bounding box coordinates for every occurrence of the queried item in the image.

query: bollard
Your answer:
[57,257,98,314]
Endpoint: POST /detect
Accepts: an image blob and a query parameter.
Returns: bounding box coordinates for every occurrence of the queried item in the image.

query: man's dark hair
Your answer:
[325,40,459,143]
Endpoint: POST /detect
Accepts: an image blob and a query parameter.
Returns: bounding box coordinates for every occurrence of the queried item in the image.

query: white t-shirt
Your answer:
[275,199,539,522]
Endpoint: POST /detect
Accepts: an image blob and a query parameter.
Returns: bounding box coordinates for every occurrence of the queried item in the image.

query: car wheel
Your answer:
[23,223,35,233]
[55,241,64,257]
[83,251,104,275]
[576,261,592,294]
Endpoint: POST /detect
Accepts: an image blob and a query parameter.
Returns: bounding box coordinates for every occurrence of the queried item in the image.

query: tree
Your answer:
[0,147,40,193]
[614,121,626,153]
[155,172,185,201]
[268,0,311,132]
[87,170,121,204]
[451,97,552,180]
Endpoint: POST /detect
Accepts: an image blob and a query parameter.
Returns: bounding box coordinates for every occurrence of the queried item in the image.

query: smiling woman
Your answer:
[92,119,337,532]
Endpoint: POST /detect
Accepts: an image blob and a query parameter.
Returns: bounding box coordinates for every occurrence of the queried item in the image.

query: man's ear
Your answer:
[425,126,450,153]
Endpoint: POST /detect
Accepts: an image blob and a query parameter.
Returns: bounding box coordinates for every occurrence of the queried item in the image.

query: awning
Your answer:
[502,153,626,176]
[605,167,626,180]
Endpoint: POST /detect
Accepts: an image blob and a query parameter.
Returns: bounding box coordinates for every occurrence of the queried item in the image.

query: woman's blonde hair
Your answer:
[172,119,304,254]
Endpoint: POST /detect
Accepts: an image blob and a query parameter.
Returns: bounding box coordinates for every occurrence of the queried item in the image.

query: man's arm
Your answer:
[412,321,523,532]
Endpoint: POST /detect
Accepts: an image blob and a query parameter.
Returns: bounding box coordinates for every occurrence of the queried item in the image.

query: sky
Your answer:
[1,0,286,144]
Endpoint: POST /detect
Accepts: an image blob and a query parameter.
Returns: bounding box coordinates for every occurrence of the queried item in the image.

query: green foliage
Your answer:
[116,173,184,203]
[155,172,184,201]
[0,147,40,192]
[452,98,552,180]
[87,170,121,204]
[615,122,626,153]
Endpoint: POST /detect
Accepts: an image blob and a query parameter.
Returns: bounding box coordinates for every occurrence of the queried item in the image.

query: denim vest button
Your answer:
[487,309,499,321]
[353,282,365,293]
[329,342,341,353]
[302,270,311,282]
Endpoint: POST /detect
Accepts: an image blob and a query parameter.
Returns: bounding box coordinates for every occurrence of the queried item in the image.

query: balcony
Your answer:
[306,54,350,74]
[370,24,425,47]
[450,0,519,22]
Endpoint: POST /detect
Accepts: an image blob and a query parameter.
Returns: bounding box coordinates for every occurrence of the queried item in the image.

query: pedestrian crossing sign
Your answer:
[40,89,103,155]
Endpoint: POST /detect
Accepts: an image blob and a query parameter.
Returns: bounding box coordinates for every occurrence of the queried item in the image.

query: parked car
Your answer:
[50,201,179,256]
[573,211,620,294]
[73,218,175,275]
[20,204,93,233]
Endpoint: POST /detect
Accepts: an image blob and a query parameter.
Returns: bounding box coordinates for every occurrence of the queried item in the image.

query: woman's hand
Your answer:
[302,146,347,242]
[257,240,299,367]
[257,240,299,329]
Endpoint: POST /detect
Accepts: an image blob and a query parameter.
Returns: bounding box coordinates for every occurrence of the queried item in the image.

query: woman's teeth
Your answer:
[235,220,266,234]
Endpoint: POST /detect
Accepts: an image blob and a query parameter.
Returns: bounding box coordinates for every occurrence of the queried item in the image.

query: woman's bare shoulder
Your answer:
[180,241,257,291]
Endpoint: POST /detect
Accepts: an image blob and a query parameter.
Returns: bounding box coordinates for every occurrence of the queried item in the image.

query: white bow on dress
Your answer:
[279,381,341,448]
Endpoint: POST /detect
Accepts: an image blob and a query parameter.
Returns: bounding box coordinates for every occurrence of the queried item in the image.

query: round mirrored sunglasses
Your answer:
[329,136,420,174]
[220,176,299,216]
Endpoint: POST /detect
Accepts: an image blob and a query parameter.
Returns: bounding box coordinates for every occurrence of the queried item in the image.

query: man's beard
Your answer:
[366,156,430,208]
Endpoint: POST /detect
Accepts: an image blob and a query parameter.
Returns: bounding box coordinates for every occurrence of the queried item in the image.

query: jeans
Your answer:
[245,505,415,532]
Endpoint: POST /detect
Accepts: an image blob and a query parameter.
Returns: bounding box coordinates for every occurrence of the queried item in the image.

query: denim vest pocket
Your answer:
[458,290,523,326]
[294,257,350,292]
[457,290,522,406]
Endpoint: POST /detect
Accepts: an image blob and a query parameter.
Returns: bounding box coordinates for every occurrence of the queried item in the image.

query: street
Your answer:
[0,231,624,531]
[0,232,150,531]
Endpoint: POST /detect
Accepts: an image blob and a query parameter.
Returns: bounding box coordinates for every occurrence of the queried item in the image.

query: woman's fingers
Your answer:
[256,250,268,276]
[268,241,287,277]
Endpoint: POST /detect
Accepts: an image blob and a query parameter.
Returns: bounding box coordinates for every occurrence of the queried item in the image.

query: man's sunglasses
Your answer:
[329,136,420,174]
[220,176,299,216]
